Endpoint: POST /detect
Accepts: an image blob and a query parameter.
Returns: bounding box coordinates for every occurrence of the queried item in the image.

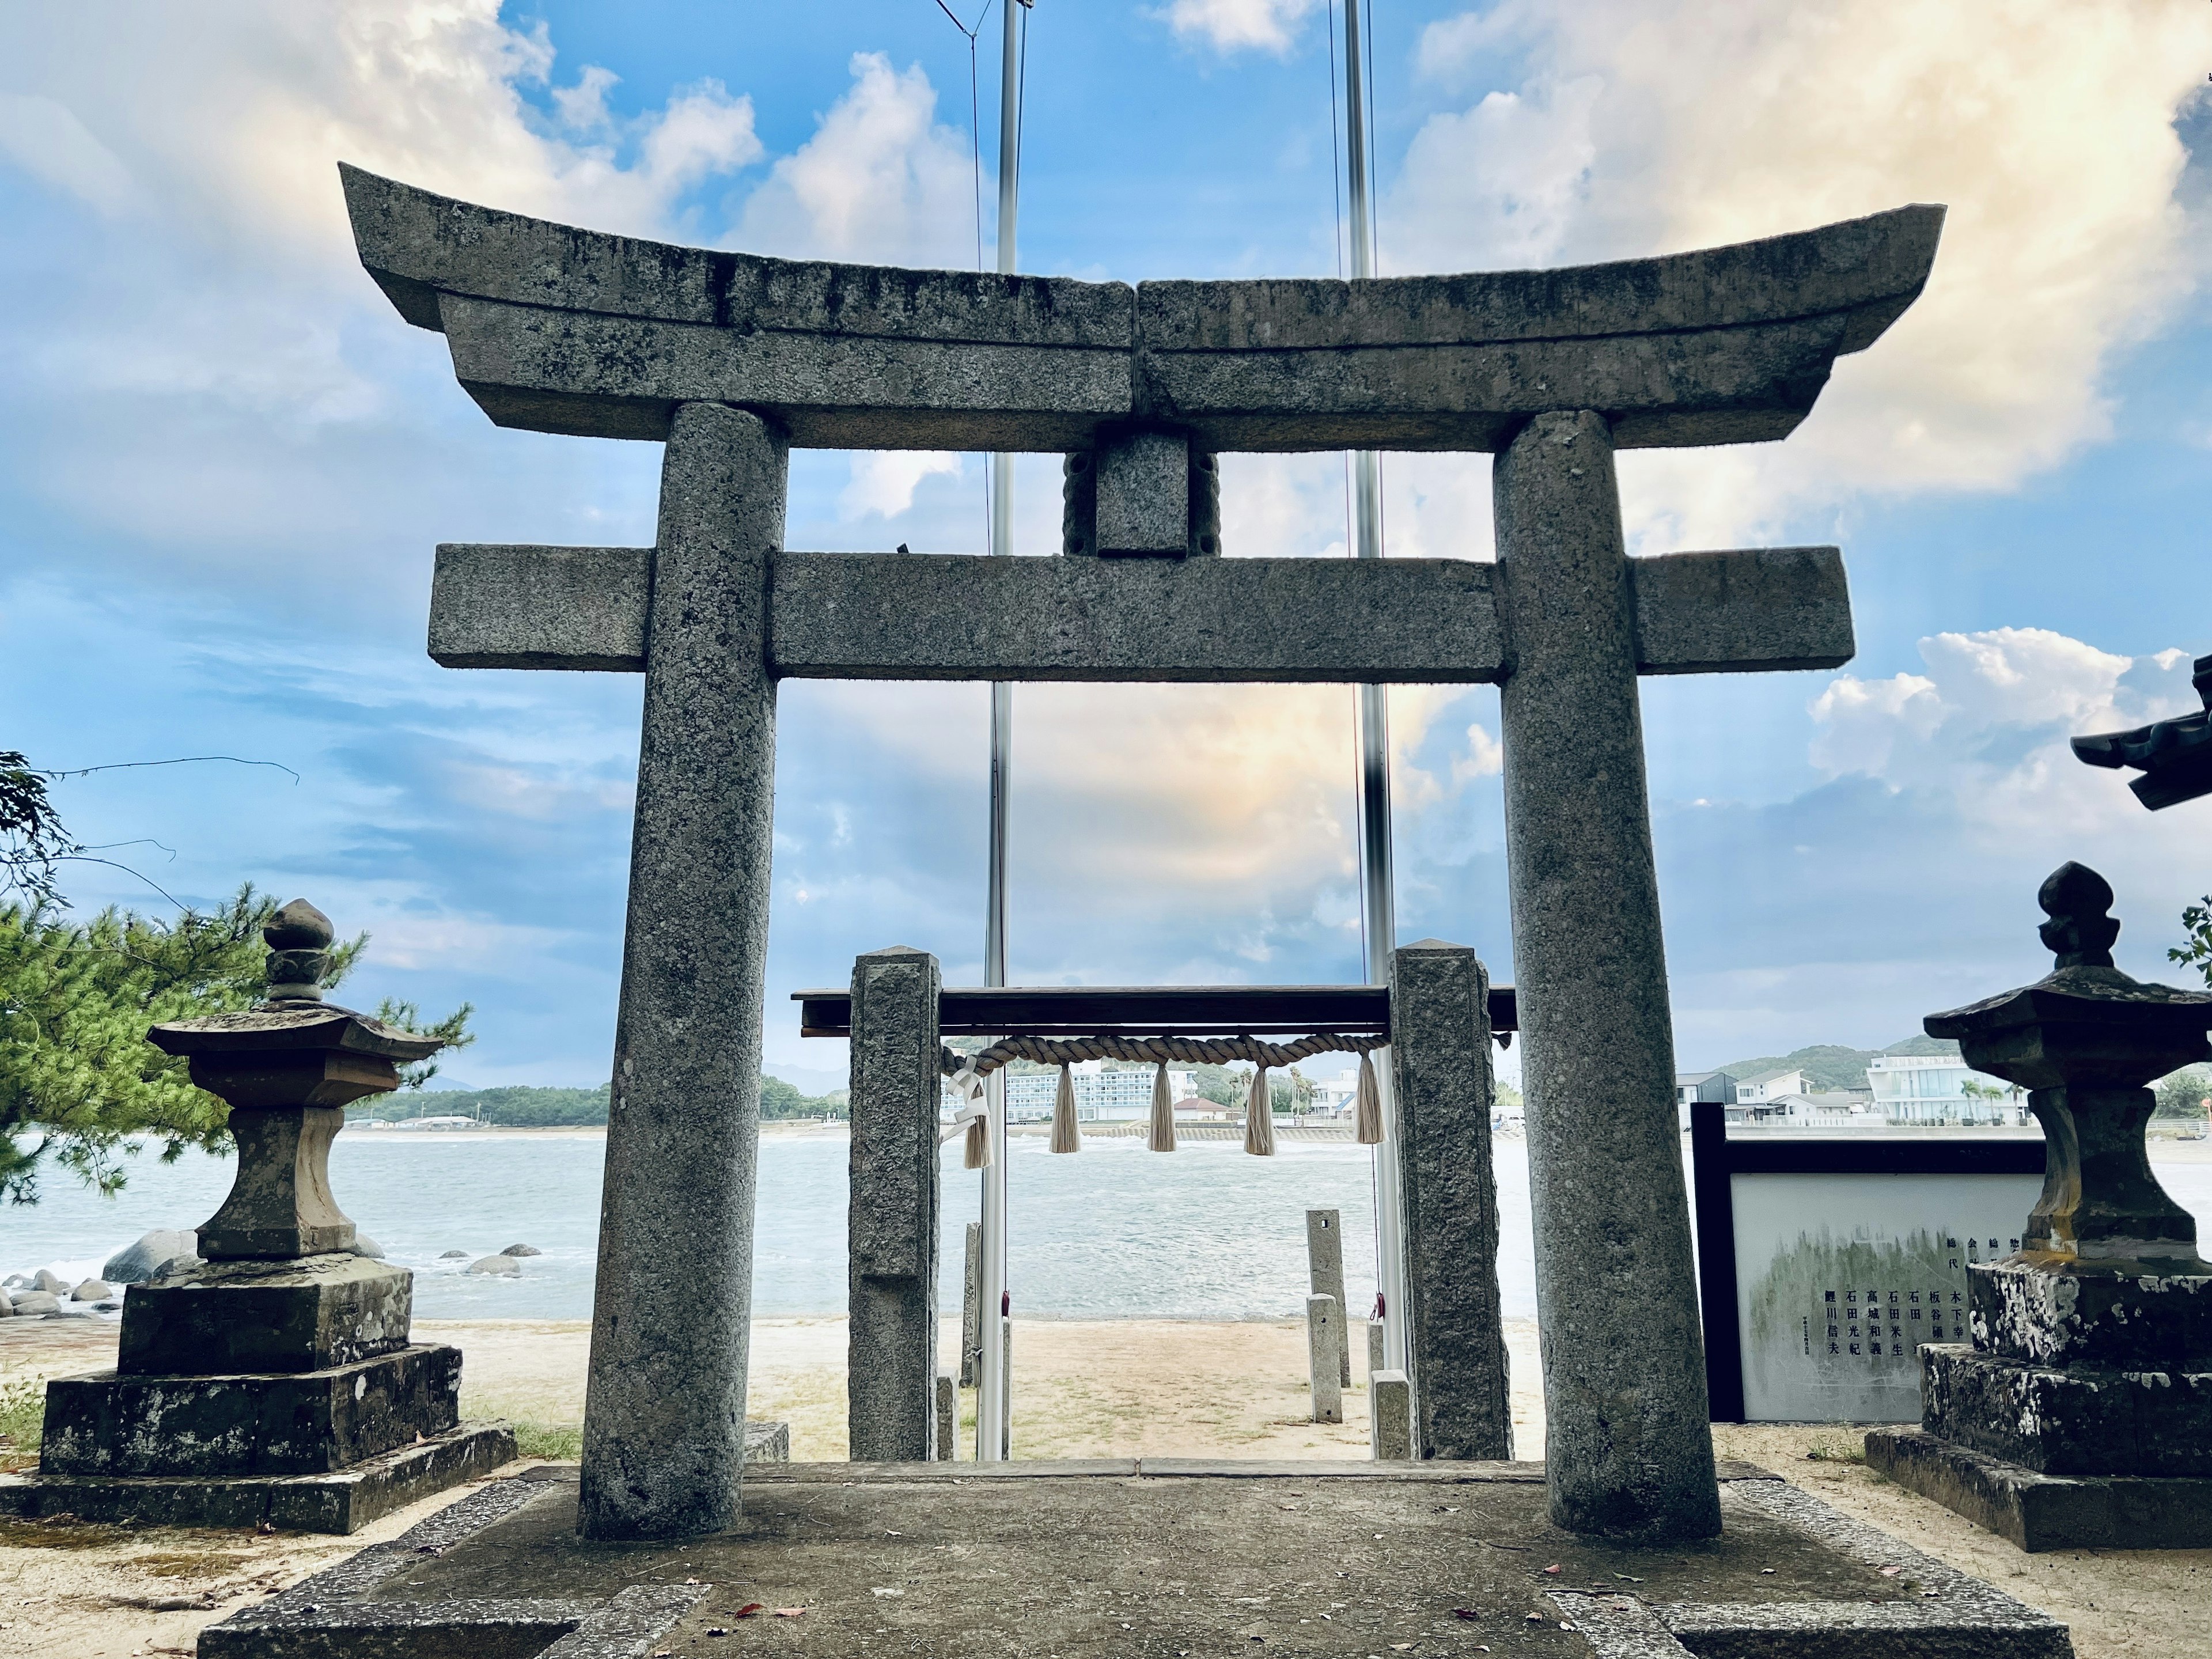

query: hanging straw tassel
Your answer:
[1050,1062,1082,1153]
[956,1067,991,1169]
[1244,1064,1277,1156]
[1148,1060,1176,1152]
[1354,1050,1384,1145]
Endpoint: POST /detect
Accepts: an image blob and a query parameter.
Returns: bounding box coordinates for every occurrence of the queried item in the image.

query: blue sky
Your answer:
[1,1,2207,1094]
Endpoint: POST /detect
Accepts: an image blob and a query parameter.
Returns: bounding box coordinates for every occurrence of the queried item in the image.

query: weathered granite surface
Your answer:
[578,403,784,1541]
[343,163,1943,453]
[423,540,1852,684]
[0,1422,517,1535]
[41,1343,461,1477]
[190,1463,2070,1659]
[1494,412,1718,1541]
[1868,1426,2212,1553]
[847,945,942,1463]
[1969,1257,2212,1370]
[1920,1343,2212,1478]
[118,1251,411,1375]
[1389,940,1512,1460]
[1094,429,1192,556]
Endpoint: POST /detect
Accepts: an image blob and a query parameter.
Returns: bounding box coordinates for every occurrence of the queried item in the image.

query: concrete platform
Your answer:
[0,1422,516,1534]
[1868,1426,2212,1552]
[195,1460,2071,1658]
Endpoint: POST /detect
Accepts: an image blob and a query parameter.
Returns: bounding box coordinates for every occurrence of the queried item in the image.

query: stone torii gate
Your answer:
[342,165,1941,1543]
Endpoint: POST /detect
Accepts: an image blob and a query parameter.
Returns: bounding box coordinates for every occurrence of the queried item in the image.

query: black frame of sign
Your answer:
[1688,1099,2047,1422]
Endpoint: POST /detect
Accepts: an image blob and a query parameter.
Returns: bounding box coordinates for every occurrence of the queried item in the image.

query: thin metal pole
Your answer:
[1342,0,1411,1404]
[977,0,1024,1466]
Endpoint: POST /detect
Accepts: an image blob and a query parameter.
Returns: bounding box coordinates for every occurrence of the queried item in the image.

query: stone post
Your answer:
[579,403,787,1540]
[847,945,944,1462]
[1306,1294,1344,1424]
[1494,412,1720,1539]
[1389,940,1512,1461]
[961,1221,983,1389]
[1306,1209,1352,1386]
[1371,1370,1413,1461]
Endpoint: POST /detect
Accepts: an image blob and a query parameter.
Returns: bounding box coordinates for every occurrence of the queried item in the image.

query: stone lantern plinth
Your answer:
[1868,863,2212,1550]
[0,901,514,1532]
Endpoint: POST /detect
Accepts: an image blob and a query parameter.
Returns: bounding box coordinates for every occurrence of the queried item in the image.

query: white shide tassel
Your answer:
[1148,1060,1176,1152]
[956,1067,992,1169]
[1050,1061,1081,1153]
[1244,1063,1276,1156]
[1354,1050,1384,1145]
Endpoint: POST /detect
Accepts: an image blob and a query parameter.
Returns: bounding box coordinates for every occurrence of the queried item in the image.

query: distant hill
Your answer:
[1710,1037,1961,1094]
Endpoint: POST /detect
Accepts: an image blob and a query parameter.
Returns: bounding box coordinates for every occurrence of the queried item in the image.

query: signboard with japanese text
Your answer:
[1727,1171,2043,1422]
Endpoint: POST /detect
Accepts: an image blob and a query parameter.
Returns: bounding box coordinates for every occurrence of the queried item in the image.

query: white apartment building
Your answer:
[987,1062,1198,1122]
[1866,1052,2024,1125]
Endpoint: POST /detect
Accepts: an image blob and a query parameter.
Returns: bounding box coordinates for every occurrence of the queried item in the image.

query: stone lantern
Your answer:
[0,900,513,1532]
[1867,863,2212,1549]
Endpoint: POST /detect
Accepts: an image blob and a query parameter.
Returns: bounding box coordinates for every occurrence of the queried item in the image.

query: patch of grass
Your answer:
[134,1550,253,1578]
[0,1377,44,1468]
[510,1420,584,1460]
[1804,1435,1868,1465]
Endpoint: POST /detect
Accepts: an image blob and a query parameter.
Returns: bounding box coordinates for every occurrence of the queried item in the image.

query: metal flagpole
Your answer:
[977,0,1026,1465]
[1341,0,1412,1405]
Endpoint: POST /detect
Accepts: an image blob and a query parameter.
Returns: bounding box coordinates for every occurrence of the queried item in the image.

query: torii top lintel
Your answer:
[340,165,1943,456]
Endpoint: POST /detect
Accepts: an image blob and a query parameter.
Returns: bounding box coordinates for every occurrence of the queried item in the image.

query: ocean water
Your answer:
[10,1131,2209,1327]
[2,1130,1527,1323]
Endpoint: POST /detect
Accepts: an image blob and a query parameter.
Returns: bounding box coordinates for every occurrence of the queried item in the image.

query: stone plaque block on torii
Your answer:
[342,164,1942,1543]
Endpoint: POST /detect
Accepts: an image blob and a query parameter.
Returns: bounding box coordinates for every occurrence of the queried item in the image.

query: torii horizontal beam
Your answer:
[427,541,1853,683]
[343,165,1942,454]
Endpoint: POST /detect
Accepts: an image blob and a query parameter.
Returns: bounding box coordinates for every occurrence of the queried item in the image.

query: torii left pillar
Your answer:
[579,403,786,1540]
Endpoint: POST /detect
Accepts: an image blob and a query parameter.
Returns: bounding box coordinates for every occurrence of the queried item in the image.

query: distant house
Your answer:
[1733,1067,1809,1105]
[1173,1096,1226,1120]
[1743,1091,1881,1129]
[1677,1070,1736,1105]
[1675,1070,1736,1128]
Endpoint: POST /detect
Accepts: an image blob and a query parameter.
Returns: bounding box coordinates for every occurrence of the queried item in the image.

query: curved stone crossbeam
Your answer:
[342,164,1942,454]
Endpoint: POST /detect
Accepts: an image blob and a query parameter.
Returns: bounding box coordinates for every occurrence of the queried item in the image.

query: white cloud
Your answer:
[1160,0,1321,54]
[1393,1,2212,547]
[1810,628,2142,789]
[841,450,964,520]
[736,52,978,268]
[1389,77,1600,271]
[1453,722,1505,782]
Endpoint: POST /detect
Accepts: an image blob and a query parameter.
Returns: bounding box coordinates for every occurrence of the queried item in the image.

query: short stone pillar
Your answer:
[1868,863,2212,1550]
[847,946,944,1462]
[1306,1294,1344,1424]
[1306,1209,1351,1387]
[14,900,512,1532]
[1389,940,1512,1461]
[1371,1370,1413,1461]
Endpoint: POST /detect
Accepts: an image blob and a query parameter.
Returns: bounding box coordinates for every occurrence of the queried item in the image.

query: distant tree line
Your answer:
[346,1074,846,1127]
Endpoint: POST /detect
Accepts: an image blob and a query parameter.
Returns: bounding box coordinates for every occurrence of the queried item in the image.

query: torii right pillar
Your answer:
[1495,411,1719,1539]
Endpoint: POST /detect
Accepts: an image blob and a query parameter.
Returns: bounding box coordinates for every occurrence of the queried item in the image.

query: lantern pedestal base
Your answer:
[0,1421,516,1535]
[1868,1426,2212,1552]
